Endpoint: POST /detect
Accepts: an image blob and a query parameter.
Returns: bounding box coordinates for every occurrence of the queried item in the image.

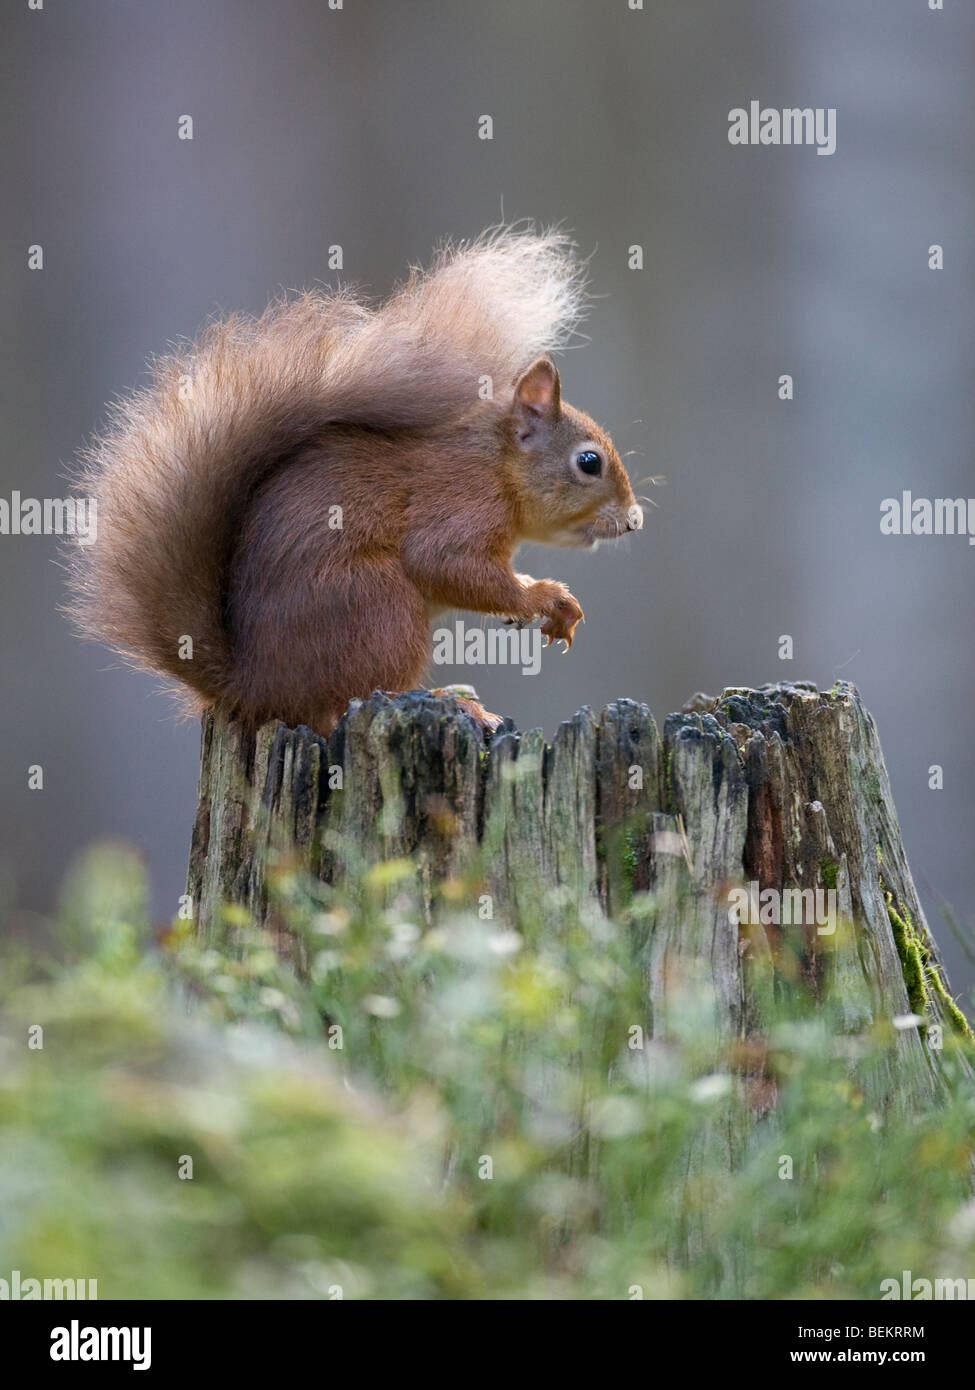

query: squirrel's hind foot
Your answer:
[426,686,505,738]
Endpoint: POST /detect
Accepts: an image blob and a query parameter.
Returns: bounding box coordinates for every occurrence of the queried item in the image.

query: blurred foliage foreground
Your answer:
[1,843,974,1300]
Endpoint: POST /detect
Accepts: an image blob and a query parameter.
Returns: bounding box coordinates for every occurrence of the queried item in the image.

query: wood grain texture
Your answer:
[187,681,972,1100]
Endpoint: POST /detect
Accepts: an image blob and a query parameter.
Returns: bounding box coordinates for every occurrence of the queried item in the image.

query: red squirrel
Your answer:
[68,227,642,736]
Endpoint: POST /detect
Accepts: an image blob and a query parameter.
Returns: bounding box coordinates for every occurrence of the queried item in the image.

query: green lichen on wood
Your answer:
[886,894,927,1021]
[885,890,974,1043]
[620,825,639,894]
[926,959,975,1042]
[661,742,676,815]
[819,857,838,890]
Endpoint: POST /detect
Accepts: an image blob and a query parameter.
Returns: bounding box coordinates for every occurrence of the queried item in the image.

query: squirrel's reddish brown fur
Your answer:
[67,227,642,734]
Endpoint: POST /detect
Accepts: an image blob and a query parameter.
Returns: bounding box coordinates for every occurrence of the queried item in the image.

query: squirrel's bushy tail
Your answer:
[67,226,587,708]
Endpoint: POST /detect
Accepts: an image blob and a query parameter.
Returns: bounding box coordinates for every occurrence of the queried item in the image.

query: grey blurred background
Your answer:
[2,0,973,996]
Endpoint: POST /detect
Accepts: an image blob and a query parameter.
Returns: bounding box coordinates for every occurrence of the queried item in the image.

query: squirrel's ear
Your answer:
[510,357,561,443]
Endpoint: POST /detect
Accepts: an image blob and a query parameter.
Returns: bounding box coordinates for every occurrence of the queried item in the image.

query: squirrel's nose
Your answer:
[625,504,643,532]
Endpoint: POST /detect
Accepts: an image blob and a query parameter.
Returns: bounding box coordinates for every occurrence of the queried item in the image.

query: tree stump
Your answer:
[186,681,972,1105]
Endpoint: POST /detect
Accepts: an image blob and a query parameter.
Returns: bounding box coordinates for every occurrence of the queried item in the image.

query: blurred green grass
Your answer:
[0,842,973,1300]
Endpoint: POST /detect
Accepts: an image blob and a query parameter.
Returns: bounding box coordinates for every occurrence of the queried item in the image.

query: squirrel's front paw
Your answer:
[531,582,584,652]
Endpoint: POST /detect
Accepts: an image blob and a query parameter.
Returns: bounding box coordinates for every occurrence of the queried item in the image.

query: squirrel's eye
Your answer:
[573,448,603,478]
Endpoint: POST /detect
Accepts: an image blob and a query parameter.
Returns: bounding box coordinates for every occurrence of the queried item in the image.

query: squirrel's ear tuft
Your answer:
[513,357,561,421]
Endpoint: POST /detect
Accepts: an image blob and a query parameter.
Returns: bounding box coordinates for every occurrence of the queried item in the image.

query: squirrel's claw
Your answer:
[540,618,580,650]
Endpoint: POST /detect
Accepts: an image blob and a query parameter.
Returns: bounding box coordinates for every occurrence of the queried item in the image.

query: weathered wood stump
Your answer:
[186,681,972,1105]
